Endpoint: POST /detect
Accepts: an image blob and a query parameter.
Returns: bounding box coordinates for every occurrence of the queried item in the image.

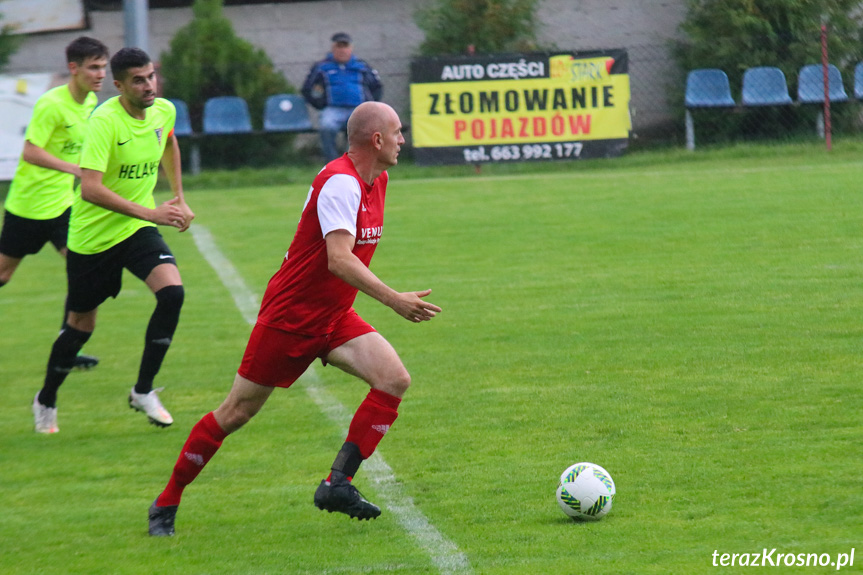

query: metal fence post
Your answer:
[821,15,832,151]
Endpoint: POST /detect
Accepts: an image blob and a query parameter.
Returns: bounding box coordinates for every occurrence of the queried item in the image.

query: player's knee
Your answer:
[223,411,251,433]
[217,402,257,434]
[384,367,411,397]
[0,264,15,284]
[67,311,97,332]
[0,253,23,283]
[155,284,184,312]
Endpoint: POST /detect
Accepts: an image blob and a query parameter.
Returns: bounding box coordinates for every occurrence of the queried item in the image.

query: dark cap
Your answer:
[331,32,352,44]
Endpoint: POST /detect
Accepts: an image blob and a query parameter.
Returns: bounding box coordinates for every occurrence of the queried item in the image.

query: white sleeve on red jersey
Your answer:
[318,174,362,237]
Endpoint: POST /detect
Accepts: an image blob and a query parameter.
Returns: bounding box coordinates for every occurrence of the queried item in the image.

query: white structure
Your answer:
[0,73,56,180]
[1,0,687,171]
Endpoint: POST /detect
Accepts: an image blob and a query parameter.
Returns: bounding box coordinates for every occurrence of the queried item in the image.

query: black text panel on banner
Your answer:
[409,50,631,166]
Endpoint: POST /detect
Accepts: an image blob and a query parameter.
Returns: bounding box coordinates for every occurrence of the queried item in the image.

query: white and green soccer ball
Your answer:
[556,462,616,520]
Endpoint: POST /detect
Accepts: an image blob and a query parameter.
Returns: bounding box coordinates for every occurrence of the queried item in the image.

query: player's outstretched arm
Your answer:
[22,141,82,178]
[81,168,187,229]
[325,229,441,323]
[160,133,194,232]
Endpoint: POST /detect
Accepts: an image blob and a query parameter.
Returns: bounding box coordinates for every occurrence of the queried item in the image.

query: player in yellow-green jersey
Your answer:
[33,47,195,434]
[0,37,108,393]
[0,37,107,284]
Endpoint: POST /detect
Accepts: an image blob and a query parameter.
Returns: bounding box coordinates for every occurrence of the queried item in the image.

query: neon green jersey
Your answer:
[69,97,176,254]
[4,85,97,220]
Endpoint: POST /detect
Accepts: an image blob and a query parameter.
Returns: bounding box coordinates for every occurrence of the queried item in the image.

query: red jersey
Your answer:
[257,155,387,335]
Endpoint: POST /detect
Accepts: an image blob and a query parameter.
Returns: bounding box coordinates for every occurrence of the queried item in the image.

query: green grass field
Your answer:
[1,143,861,574]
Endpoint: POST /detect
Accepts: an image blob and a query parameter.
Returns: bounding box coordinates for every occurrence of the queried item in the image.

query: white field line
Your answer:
[190,226,259,325]
[304,374,472,575]
[191,225,472,575]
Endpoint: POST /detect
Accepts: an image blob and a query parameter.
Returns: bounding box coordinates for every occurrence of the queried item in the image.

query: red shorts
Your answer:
[238,309,376,388]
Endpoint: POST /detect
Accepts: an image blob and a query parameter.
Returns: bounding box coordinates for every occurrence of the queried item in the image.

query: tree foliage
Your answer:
[160,0,291,128]
[0,8,21,69]
[675,0,863,90]
[673,0,863,141]
[159,0,295,167]
[415,0,541,56]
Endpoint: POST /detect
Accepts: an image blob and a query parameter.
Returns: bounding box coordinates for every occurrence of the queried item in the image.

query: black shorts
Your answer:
[0,208,70,258]
[66,226,177,313]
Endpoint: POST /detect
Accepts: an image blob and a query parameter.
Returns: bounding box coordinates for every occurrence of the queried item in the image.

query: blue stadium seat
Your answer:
[168,98,193,136]
[855,62,863,100]
[263,94,314,132]
[685,69,735,108]
[202,96,253,134]
[797,64,848,104]
[684,69,735,151]
[741,67,793,106]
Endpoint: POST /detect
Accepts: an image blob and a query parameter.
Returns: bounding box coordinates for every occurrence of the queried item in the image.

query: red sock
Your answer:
[156,412,227,507]
[345,388,401,459]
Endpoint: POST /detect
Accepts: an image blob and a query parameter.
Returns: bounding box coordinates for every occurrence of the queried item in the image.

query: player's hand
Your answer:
[391,289,441,323]
[176,200,195,233]
[150,197,187,229]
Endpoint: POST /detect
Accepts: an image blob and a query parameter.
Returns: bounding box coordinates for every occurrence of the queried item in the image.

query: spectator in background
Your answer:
[302,32,383,162]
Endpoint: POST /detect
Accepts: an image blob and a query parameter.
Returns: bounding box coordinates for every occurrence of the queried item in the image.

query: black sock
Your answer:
[0,279,6,288]
[330,441,363,482]
[39,324,92,408]
[135,285,184,394]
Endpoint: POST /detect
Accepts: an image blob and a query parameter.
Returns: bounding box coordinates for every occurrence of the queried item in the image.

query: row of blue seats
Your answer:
[685,63,861,109]
[169,93,315,137]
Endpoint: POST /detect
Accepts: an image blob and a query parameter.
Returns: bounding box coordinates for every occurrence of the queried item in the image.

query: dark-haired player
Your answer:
[148,102,440,536]
[1,36,109,393]
[32,47,194,434]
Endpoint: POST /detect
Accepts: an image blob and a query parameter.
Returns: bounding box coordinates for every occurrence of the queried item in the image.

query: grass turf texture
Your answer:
[1,142,861,573]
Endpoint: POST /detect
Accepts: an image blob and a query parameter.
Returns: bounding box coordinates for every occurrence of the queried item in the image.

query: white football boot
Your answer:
[129,387,174,427]
[32,393,59,434]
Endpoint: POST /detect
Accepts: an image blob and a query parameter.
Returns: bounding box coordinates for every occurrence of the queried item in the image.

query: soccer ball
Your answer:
[556,462,616,520]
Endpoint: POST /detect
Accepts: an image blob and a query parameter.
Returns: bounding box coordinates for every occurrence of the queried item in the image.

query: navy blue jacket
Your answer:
[301,54,383,110]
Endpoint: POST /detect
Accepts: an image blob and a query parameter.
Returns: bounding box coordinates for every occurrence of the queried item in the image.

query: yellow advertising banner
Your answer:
[409,50,631,165]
